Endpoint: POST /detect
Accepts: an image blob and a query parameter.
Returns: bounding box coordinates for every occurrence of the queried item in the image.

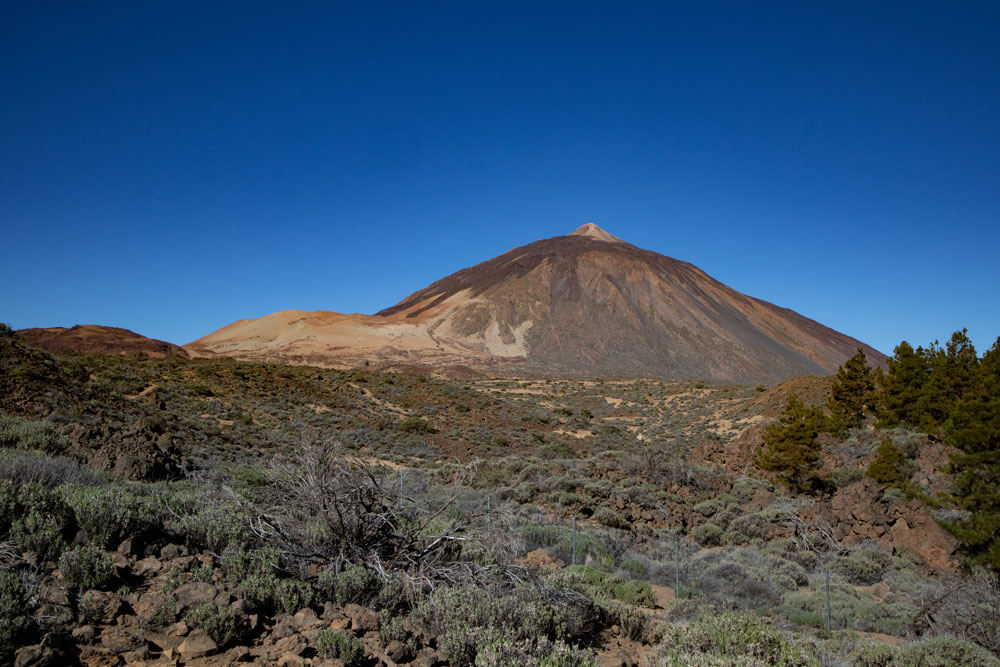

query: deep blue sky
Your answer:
[3,2,998,356]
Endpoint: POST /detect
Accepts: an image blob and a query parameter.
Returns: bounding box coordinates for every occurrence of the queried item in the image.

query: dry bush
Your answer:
[914,566,1000,655]
[228,438,524,590]
[0,448,103,488]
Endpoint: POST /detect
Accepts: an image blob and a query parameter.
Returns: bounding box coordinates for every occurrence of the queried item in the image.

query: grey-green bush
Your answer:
[694,523,723,547]
[59,545,114,590]
[184,602,244,647]
[652,611,817,666]
[316,630,364,665]
[0,570,32,658]
[61,483,160,549]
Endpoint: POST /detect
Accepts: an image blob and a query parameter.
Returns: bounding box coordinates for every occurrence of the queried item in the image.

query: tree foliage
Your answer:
[878,329,979,433]
[828,348,877,430]
[755,395,827,494]
[874,329,1000,571]
[942,337,1000,570]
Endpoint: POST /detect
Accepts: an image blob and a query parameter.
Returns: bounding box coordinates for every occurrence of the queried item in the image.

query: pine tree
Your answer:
[828,348,876,430]
[943,337,1000,571]
[755,394,827,494]
[877,341,932,428]
[866,438,907,487]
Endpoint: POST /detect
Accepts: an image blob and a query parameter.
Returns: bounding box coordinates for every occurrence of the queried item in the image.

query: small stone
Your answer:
[344,604,378,632]
[213,590,234,607]
[164,620,189,637]
[412,648,445,667]
[292,607,321,629]
[39,584,69,606]
[272,635,307,656]
[36,604,74,627]
[271,620,295,640]
[121,646,151,663]
[133,556,162,577]
[173,582,217,611]
[321,601,341,620]
[118,537,142,558]
[159,543,188,560]
[72,625,96,645]
[132,592,166,626]
[100,626,145,654]
[386,639,415,663]
[277,651,304,667]
[226,645,251,662]
[13,645,59,667]
[178,628,217,660]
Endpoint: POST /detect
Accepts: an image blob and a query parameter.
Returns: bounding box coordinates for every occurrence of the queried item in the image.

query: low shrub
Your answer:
[0,413,65,453]
[600,599,649,641]
[620,559,647,578]
[652,611,816,666]
[593,507,627,529]
[782,579,915,635]
[378,611,410,644]
[173,505,252,553]
[61,483,160,549]
[0,449,102,488]
[901,635,1000,666]
[694,523,723,547]
[11,508,66,562]
[614,580,657,608]
[0,480,73,536]
[474,637,599,666]
[850,642,901,666]
[316,630,364,665]
[59,545,114,590]
[418,584,602,665]
[0,570,33,658]
[827,466,865,489]
[696,560,784,611]
[318,563,381,607]
[184,602,244,647]
[829,547,895,585]
[726,512,772,544]
[274,578,313,614]
[398,417,434,434]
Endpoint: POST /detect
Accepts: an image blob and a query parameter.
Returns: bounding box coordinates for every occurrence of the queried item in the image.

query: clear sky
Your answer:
[2,2,998,356]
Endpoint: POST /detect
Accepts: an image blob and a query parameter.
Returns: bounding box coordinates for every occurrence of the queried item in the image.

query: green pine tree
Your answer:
[867,438,907,487]
[942,336,1000,571]
[828,348,876,430]
[877,341,932,428]
[755,394,828,494]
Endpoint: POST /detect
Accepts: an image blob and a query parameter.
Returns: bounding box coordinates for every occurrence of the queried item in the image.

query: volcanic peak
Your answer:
[568,223,625,244]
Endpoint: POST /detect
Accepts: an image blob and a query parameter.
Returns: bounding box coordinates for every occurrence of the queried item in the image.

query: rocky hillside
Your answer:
[18,325,189,359]
[3,333,997,666]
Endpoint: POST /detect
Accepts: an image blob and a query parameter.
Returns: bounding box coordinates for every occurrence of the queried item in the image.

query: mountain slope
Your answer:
[186,225,885,383]
[18,324,189,359]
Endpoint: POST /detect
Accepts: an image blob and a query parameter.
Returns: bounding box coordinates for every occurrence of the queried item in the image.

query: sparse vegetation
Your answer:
[1,329,999,664]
